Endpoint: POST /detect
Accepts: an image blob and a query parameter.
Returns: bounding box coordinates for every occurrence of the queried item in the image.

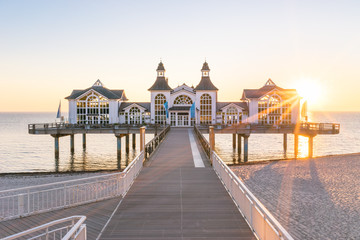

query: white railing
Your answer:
[212,152,294,240]
[2,215,86,240]
[0,152,144,222]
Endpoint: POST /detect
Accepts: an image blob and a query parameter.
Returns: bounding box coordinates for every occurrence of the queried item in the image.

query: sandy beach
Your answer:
[231,153,360,240]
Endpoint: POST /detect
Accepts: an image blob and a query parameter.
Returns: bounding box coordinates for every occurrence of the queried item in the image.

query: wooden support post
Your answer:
[308,136,314,158]
[70,134,75,153]
[140,126,145,152]
[209,126,215,165]
[54,136,59,158]
[82,134,86,149]
[294,134,299,159]
[283,133,287,154]
[132,133,136,149]
[232,134,236,149]
[125,134,130,153]
[237,134,242,157]
[116,135,122,158]
[243,135,249,162]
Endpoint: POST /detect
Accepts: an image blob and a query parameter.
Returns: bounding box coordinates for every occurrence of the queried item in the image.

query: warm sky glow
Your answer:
[0,1,359,113]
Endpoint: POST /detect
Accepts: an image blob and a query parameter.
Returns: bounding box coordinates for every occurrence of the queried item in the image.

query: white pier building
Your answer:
[66,61,301,126]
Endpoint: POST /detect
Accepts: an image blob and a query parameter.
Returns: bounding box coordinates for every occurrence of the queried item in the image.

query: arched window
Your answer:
[76,92,109,124]
[200,94,212,124]
[174,95,193,105]
[226,107,239,124]
[129,106,141,124]
[155,94,166,124]
[258,94,290,124]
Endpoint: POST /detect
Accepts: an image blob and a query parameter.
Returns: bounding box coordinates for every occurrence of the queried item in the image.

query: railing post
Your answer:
[209,126,215,165]
[18,194,25,216]
[140,126,145,157]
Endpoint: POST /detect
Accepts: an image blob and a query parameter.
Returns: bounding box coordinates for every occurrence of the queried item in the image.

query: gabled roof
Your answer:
[172,83,195,94]
[241,79,297,100]
[65,80,127,100]
[119,102,150,112]
[148,76,173,91]
[195,76,218,91]
[216,102,248,112]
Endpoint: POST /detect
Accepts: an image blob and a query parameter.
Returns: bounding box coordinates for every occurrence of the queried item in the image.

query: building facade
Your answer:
[66,62,301,126]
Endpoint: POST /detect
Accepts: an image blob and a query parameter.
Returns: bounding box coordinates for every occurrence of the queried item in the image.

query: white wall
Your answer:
[291,98,301,124]
[247,100,259,124]
[68,100,77,124]
[109,100,119,124]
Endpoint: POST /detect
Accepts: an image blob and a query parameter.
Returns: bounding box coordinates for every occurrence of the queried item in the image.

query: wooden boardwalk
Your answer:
[0,128,255,239]
[99,128,254,239]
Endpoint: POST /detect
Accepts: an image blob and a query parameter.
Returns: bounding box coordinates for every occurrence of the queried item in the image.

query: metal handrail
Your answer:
[194,126,210,159]
[144,125,170,159]
[0,152,144,221]
[212,152,293,240]
[2,215,86,240]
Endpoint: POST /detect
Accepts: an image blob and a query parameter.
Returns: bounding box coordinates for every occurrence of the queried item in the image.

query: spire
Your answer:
[265,78,276,86]
[93,79,104,87]
[148,61,172,91]
[201,61,210,71]
[195,61,218,91]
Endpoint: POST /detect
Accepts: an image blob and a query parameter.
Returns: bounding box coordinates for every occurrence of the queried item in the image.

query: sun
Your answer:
[295,79,323,104]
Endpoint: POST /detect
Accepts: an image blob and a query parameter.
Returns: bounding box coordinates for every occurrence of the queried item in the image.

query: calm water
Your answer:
[0,112,359,173]
[210,112,360,164]
[0,113,153,173]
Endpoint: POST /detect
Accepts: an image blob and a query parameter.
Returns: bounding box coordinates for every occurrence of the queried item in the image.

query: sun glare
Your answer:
[295,79,323,104]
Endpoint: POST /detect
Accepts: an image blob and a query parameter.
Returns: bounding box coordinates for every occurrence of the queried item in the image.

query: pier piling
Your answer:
[54,136,59,157]
[237,134,242,157]
[232,134,236,148]
[126,134,130,153]
[132,133,136,149]
[70,134,75,153]
[243,135,249,162]
[116,135,122,157]
[308,136,314,158]
[294,134,299,159]
[82,134,86,149]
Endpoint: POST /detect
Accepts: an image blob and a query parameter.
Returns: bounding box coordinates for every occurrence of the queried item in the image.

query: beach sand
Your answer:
[231,153,360,240]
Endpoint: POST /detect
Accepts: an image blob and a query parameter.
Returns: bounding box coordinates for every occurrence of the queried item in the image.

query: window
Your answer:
[257,94,291,124]
[174,95,193,105]
[76,92,109,124]
[226,107,240,124]
[155,94,166,124]
[129,106,141,124]
[200,94,212,124]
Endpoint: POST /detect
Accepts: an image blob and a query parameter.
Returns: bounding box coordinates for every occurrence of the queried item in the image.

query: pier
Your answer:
[1,127,295,240]
[28,123,164,158]
[197,122,340,159]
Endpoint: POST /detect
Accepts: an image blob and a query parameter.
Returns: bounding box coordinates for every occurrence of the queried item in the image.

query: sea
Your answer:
[0,112,359,173]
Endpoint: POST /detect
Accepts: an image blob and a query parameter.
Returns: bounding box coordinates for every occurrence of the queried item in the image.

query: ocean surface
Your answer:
[0,112,359,173]
[210,111,360,164]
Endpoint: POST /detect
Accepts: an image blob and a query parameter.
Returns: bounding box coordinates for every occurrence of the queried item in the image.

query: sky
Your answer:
[0,0,359,112]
